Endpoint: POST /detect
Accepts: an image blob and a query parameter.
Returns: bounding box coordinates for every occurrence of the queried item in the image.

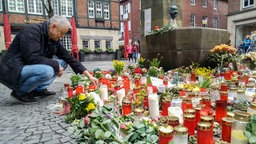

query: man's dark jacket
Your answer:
[0,21,86,90]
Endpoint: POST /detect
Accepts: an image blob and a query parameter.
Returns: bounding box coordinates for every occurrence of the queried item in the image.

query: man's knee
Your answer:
[40,66,54,80]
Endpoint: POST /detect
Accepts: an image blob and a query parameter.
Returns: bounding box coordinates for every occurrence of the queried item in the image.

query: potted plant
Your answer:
[95,48,103,53]
[106,48,114,53]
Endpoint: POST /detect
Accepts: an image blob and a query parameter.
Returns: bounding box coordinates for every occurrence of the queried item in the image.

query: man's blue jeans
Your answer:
[15,59,67,96]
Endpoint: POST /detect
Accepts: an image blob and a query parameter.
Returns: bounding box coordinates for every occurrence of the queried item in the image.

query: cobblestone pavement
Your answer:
[0,61,135,144]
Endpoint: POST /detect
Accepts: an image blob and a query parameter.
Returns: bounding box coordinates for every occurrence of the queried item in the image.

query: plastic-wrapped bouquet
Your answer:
[239,51,256,70]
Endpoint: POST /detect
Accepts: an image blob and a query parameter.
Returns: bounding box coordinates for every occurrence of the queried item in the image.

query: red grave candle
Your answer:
[215,100,227,123]
[183,114,196,135]
[197,122,214,144]
[122,98,132,116]
[222,117,234,143]
[161,99,171,116]
[159,125,173,144]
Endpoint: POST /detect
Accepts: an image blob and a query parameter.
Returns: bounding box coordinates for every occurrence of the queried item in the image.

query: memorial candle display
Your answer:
[215,100,227,123]
[197,122,214,144]
[122,98,132,116]
[116,88,125,106]
[158,125,173,144]
[148,94,159,119]
[183,114,196,135]
[161,98,171,116]
[99,84,108,101]
[222,117,234,143]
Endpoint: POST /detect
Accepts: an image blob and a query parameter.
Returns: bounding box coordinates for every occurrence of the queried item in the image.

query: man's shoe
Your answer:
[10,91,38,104]
[31,89,56,98]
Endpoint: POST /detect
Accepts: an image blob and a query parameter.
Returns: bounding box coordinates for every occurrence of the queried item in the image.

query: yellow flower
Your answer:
[79,93,86,101]
[85,103,95,111]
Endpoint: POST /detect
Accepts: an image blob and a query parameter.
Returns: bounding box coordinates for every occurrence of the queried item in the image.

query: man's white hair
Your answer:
[49,15,72,30]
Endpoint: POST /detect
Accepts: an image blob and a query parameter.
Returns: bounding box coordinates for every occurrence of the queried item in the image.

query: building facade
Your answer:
[227,0,256,46]
[119,0,141,46]
[0,0,120,53]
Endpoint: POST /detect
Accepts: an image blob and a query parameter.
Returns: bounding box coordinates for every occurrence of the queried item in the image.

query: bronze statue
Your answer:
[169,5,178,19]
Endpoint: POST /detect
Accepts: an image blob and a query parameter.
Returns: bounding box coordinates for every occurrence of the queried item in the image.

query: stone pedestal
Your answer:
[145,27,229,70]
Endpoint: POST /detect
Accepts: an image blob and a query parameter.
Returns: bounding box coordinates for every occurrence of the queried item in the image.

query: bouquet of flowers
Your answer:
[65,93,96,123]
[207,44,237,68]
[138,57,146,68]
[239,52,256,70]
[112,60,126,75]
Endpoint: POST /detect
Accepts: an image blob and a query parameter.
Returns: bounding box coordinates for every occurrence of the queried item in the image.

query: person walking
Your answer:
[132,42,139,63]
[127,44,133,62]
[0,15,98,104]
[243,35,252,53]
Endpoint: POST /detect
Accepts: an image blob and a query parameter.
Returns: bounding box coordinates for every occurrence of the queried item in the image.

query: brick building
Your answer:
[227,0,256,46]
[0,0,120,53]
[119,0,141,46]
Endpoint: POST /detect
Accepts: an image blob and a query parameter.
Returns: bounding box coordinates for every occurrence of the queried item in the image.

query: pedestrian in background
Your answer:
[127,44,133,62]
[243,35,252,53]
[0,15,98,104]
[132,42,139,63]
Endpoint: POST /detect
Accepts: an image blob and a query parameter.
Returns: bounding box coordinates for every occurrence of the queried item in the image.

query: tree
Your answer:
[42,0,54,19]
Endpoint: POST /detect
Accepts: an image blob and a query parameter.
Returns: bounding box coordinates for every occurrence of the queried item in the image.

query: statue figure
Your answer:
[169,5,178,20]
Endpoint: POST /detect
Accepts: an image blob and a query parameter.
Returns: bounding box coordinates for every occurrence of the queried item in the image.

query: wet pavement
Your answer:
[0,61,135,144]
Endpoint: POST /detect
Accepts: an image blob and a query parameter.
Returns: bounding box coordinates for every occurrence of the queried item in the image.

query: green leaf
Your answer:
[102,119,111,124]
[150,135,158,143]
[129,133,139,142]
[124,132,134,141]
[95,140,105,144]
[95,129,104,139]
[249,135,256,144]
[67,127,75,134]
[134,121,145,129]
[80,119,85,128]
[104,131,112,138]
[244,131,252,139]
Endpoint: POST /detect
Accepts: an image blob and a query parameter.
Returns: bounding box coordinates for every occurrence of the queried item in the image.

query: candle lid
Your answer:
[194,107,202,111]
[202,96,211,101]
[222,117,234,125]
[200,115,213,123]
[174,126,188,135]
[134,108,144,115]
[168,116,179,121]
[182,97,192,103]
[221,82,228,86]
[159,125,173,136]
[227,112,235,118]
[234,111,251,122]
[250,102,256,110]
[183,114,195,120]
[229,86,237,90]
[196,104,206,108]
[237,89,245,93]
[188,93,196,97]
[122,98,131,105]
[184,109,196,115]
[197,122,211,130]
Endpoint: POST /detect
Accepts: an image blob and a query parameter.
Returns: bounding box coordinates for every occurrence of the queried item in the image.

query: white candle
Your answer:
[168,107,183,124]
[148,94,159,119]
[99,85,108,101]
[116,88,125,106]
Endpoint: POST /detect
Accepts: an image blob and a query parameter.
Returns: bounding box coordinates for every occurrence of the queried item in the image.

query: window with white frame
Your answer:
[243,0,254,8]
[202,0,207,7]
[88,1,94,18]
[8,0,25,13]
[96,1,102,18]
[27,0,43,14]
[190,0,195,5]
[190,14,196,27]
[82,40,89,49]
[214,0,218,9]
[45,0,59,15]
[124,4,129,14]
[60,36,71,51]
[106,41,111,49]
[213,17,218,28]
[202,16,208,27]
[0,1,2,11]
[103,2,109,19]
[60,0,73,17]
[94,40,101,49]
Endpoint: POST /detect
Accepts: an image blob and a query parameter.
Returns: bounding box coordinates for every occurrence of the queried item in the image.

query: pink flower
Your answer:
[84,113,92,125]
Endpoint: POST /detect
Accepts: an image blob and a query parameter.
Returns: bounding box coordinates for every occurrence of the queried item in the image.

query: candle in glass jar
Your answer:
[168,116,180,128]
[194,107,201,125]
[181,97,192,112]
[197,122,214,144]
[184,109,195,115]
[116,88,125,106]
[220,82,228,92]
[183,114,196,135]
[215,100,227,123]
[99,84,108,101]
[122,98,132,116]
[201,96,211,107]
[220,91,228,102]
[161,98,171,116]
[159,125,173,144]
[200,115,214,128]
[68,87,73,98]
[173,126,188,144]
[222,117,234,143]
[134,107,144,120]
[148,94,159,119]
[143,94,149,109]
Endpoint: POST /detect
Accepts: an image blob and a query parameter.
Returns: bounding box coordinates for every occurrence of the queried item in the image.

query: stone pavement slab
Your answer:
[0,60,135,144]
